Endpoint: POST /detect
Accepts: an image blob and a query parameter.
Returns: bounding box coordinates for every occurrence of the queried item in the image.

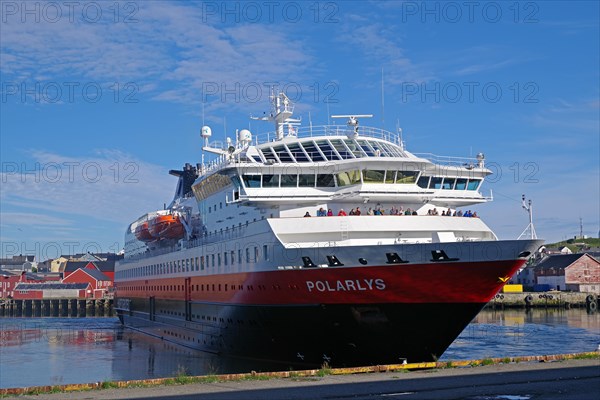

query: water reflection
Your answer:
[1,310,599,388]
[441,308,600,360]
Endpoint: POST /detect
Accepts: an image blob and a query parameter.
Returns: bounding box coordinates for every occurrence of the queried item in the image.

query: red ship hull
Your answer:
[116,258,527,367]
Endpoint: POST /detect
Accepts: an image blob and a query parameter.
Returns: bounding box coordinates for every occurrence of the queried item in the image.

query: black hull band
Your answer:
[116,298,485,368]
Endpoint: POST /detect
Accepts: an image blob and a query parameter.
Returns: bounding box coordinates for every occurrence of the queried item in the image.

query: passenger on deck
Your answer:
[441,210,446,216]
[457,210,463,217]
[338,209,347,216]
[317,207,326,217]
[367,208,374,215]
[374,208,382,215]
[327,209,333,216]
[355,207,362,215]
[447,209,452,216]
[472,212,478,218]
[412,210,417,215]
[405,208,412,215]
[349,208,356,215]
[304,212,311,217]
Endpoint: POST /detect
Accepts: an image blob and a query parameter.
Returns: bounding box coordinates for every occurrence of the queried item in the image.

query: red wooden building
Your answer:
[63,268,113,299]
[0,271,44,298]
[11,283,90,299]
[63,261,115,281]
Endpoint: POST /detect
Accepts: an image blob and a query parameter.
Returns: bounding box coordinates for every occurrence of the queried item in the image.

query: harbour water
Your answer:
[1,309,598,389]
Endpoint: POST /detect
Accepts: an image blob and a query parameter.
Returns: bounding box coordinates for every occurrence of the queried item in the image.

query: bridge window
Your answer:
[396,171,418,184]
[385,171,396,183]
[417,176,430,188]
[362,169,385,183]
[242,175,261,188]
[316,174,335,187]
[262,174,279,188]
[467,179,481,190]
[442,178,455,190]
[280,174,298,187]
[455,178,468,190]
[429,177,443,189]
[298,174,316,187]
[336,170,361,186]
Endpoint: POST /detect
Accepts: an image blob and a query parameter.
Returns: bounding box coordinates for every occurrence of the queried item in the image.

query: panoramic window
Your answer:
[260,147,278,162]
[356,139,375,156]
[315,140,340,161]
[273,145,293,162]
[330,139,354,159]
[286,143,310,162]
[368,141,388,157]
[300,141,326,162]
[344,139,365,158]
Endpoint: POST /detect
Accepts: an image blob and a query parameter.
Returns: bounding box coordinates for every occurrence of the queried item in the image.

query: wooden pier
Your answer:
[0,298,114,317]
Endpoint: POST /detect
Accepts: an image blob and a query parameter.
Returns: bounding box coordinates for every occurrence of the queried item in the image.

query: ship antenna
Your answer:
[381,66,385,130]
[396,119,404,150]
[518,194,537,240]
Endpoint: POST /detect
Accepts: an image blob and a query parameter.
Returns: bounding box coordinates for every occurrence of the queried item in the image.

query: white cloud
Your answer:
[0,2,316,112]
[0,149,174,225]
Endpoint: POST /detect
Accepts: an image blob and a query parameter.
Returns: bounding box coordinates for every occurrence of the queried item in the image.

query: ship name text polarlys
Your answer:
[306,278,386,292]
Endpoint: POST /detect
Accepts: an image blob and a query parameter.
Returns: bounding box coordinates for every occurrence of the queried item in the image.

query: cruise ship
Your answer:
[114,92,543,368]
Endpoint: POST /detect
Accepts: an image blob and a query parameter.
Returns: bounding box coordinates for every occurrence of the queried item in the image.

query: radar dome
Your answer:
[201,126,212,138]
[239,129,252,143]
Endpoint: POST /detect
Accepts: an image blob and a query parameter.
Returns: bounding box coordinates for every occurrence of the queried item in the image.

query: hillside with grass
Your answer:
[544,237,600,253]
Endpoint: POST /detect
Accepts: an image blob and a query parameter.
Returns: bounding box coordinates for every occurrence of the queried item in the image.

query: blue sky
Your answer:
[1,1,598,260]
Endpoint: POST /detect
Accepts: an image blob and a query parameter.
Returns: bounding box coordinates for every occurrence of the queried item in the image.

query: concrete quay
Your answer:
[3,353,599,400]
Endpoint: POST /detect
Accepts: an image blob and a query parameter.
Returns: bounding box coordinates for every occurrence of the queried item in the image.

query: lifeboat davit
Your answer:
[148,214,185,240]
[134,222,154,242]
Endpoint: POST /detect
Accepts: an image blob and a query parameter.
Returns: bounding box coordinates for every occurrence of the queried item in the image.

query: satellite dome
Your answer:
[201,126,212,138]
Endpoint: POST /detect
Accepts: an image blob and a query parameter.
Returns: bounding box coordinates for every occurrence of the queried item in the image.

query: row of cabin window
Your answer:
[117,246,269,279]
[417,176,481,191]
[241,170,480,189]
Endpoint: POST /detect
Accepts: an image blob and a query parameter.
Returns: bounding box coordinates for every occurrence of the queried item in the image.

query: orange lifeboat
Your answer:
[148,214,185,240]
[134,222,154,242]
